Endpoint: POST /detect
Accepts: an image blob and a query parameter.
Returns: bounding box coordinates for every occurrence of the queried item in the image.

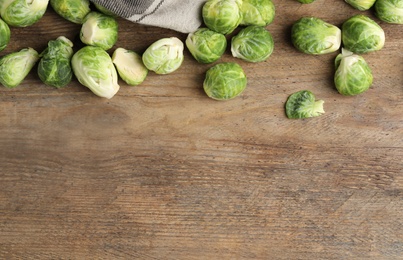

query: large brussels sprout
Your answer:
[71,46,120,99]
[345,0,376,10]
[0,48,39,88]
[80,11,118,50]
[203,62,247,100]
[297,0,316,3]
[291,17,341,55]
[112,47,148,86]
[38,36,74,88]
[0,0,49,27]
[334,48,373,96]
[0,18,10,52]
[50,0,91,24]
[285,90,324,119]
[342,15,385,54]
[375,0,403,24]
[186,28,227,64]
[202,0,242,35]
[231,25,274,62]
[240,0,275,26]
[142,37,184,74]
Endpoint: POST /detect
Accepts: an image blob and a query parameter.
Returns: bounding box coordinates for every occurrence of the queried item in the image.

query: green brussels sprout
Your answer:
[291,17,341,55]
[80,11,118,50]
[231,25,274,62]
[142,37,184,75]
[285,90,325,119]
[50,0,91,24]
[341,15,385,54]
[112,47,148,86]
[375,0,403,24]
[345,0,376,10]
[203,62,247,100]
[240,0,275,26]
[0,18,10,52]
[0,0,49,27]
[71,46,120,99]
[93,3,117,17]
[186,28,227,64]
[0,48,39,88]
[334,48,373,96]
[38,36,74,88]
[297,0,316,3]
[202,0,242,35]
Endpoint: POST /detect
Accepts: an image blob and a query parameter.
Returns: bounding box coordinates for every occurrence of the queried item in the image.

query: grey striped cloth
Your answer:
[90,0,205,33]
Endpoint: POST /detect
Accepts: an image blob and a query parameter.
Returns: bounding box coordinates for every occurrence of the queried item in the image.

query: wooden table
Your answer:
[1,1,402,259]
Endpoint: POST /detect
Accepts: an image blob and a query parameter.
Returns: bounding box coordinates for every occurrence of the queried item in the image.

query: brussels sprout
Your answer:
[285,90,325,119]
[142,37,184,75]
[334,48,372,96]
[297,0,316,3]
[202,0,242,35]
[375,0,403,24]
[345,0,376,10]
[71,46,120,99]
[93,2,117,17]
[291,17,341,55]
[231,25,274,62]
[80,11,118,50]
[50,0,91,24]
[186,28,227,64]
[342,15,385,54]
[0,48,39,88]
[38,36,74,88]
[112,47,148,86]
[0,0,49,27]
[203,62,247,100]
[240,0,275,26]
[0,18,10,52]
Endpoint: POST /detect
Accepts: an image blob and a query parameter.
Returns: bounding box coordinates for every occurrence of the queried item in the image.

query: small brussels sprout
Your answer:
[240,0,275,26]
[202,0,242,35]
[93,3,117,17]
[0,0,49,27]
[80,11,118,50]
[186,28,227,64]
[285,90,325,119]
[375,0,403,24]
[345,0,376,10]
[0,18,10,52]
[291,17,341,55]
[203,62,247,100]
[297,0,316,3]
[38,36,74,88]
[50,0,91,24]
[112,48,148,86]
[0,48,39,88]
[71,46,120,99]
[231,25,274,63]
[142,37,184,75]
[342,15,385,54]
[334,48,373,96]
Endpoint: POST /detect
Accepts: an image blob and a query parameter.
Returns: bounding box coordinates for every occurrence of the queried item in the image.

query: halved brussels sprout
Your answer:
[112,47,148,86]
[291,17,341,55]
[231,25,274,62]
[38,36,74,88]
[0,18,10,52]
[342,15,385,54]
[285,90,325,119]
[142,37,184,74]
[202,0,242,35]
[0,48,39,88]
[186,28,227,64]
[50,0,91,24]
[71,46,120,99]
[0,0,49,27]
[203,62,247,100]
[297,0,316,3]
[80,11,118,50]
[375,0,403,24]
[334,48,373,96]
[345,0,376,10]
[240,0,275,26]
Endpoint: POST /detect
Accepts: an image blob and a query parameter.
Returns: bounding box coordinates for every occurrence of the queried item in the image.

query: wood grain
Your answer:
[1,1,402,259]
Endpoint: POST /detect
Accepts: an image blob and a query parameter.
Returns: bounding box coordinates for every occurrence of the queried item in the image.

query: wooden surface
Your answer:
[1,1,402,259]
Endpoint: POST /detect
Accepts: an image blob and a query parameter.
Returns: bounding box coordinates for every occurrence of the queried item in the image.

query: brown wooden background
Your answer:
[1,0,402,259]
